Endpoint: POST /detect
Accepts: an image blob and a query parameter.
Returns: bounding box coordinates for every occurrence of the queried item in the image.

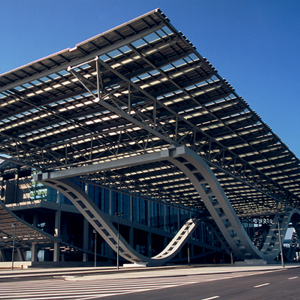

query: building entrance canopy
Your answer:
[1,9,300,262]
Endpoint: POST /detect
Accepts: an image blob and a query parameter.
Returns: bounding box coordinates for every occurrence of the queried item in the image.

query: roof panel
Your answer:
[0,9,299,216]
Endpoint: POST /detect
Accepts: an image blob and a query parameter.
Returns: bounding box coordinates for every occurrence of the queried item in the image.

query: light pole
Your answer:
[115,212,123,270]
[277,204,285,268]
[187,223,190,266]
[11,223,16,270]
[93,229,97,267]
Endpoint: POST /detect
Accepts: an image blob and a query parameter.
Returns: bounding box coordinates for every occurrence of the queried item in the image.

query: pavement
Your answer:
[0,263,299,282]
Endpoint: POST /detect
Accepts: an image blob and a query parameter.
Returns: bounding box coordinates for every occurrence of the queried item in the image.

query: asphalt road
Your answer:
[107,267,300,300]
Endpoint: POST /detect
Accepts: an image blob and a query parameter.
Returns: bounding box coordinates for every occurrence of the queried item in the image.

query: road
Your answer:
[110,267,300,300]
[0,266,299,299]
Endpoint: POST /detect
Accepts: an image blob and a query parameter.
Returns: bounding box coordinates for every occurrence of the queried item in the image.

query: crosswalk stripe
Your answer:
[0,270,270,300]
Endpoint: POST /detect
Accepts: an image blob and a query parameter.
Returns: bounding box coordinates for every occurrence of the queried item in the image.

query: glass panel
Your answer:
[123,194,130,221]
[132,197,139,223]
[101,188,110,214]
[88,185,99,207]
[139,198,146,225]
[170,206,178,234]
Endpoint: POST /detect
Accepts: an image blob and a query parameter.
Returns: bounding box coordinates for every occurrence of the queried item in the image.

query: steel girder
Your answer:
[0,9,300,220]
[64,53,300,211]
[283,231,298,262]
[34,175,202,266]
[36,146,300,262]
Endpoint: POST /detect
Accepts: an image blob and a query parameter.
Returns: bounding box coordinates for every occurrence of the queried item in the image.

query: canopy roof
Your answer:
[0,9,299,217]
[0,201,57,248]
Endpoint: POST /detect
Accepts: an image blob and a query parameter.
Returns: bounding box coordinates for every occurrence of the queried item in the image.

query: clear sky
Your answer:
[1,0,300,158]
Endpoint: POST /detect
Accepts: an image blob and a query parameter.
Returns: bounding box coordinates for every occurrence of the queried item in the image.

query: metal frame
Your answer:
[36,161,201,266]
[0,200,92,256]
[1,9,300,261]
[36,146,300,262]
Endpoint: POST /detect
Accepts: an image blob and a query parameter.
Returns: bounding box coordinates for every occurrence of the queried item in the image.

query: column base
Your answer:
[123,262,148,268]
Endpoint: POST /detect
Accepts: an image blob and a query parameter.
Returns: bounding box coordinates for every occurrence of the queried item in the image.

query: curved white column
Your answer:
[37,146,300,263]
[36,177,201,266]
[167,146,300,262]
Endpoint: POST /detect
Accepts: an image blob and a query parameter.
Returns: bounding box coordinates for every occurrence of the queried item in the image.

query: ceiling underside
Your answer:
[0,202,56,249]
[0,9,299,218]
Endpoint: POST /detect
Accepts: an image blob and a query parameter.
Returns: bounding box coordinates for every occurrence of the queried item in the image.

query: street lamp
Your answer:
[93,229,97,267]
[277,203,285,268]
[115,212,123,270]
[11,223,16,270]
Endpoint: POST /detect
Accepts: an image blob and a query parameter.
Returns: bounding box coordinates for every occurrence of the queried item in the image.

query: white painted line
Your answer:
[201,297,220,300]
[288,276,298,280]
[254,283,270,288]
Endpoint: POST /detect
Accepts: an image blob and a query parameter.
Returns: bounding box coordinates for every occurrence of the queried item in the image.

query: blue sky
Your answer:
[1,0,300,158]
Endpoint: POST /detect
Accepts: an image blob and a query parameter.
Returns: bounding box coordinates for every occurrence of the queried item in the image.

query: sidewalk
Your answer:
[63,263,300,281]
[0,263,299,282]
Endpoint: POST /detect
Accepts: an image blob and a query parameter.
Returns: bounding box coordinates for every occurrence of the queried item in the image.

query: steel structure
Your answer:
[1,9,300,263]
[36,147,300,263]
[36,172,201,266]
[0,201,91,258]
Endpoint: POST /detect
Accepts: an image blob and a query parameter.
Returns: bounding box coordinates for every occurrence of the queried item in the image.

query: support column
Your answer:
[54,209,61,263]
[33,214,38,228]
[83,218,89,262]
[147,201,151,227]
[130,195,133,222]
[53,242,60,262]
[31,243,38,262]
[54,210,61,238]
[17,248,25,261]
[109,190,112,215]
[164,205,167,231]
[56,190,61,205]
[14,172,19,203]
[0,249,7,262]
[148,232,152,257]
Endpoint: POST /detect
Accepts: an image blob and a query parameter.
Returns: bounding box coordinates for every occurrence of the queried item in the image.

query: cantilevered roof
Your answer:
[0,9,299,217]
[0,201,59,248]
[0,201,97,256]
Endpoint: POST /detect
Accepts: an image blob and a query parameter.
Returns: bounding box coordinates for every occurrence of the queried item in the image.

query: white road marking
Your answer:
[254,283,270,288]
[0,270,281,300]
[288,276,298,280]
[0,276,203,300]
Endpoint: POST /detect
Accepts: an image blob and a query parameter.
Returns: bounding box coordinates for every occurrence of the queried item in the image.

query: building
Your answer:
[0,164,225,266]
[0,9,299,267]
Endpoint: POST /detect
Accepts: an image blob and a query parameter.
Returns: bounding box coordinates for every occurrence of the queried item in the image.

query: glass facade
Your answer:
[87,184,100,207]
[100,188,110,214]
[132,197,147,225]
[149,202,164,230]
[165,206,179,234]
[12,177,224,264]
[46,180,192,233]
